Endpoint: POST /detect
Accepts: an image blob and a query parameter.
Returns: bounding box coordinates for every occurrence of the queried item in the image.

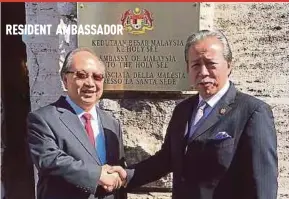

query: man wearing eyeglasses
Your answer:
[27,48,126,199]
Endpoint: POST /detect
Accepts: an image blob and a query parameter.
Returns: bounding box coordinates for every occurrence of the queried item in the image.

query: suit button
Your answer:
[181,177,185,182]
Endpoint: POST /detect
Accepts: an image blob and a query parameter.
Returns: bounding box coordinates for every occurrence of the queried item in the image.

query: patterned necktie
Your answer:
[193,100,208,126]
[82,113,95,146]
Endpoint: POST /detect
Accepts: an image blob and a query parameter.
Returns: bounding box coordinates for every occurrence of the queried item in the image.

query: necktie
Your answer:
[193,100,208,126]
[187,100,208,139]
[82,113,106,165]
[82,113,95,146]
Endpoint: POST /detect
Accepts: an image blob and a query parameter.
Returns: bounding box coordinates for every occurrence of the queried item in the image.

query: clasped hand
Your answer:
[98,164,127,192]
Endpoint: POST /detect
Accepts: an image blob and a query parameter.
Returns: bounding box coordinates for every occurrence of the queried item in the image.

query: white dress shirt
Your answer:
[188,80,230,137]
[198,79,230,113]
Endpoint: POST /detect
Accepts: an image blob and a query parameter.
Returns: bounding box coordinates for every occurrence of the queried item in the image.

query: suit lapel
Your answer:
[56,97,100,164]
[189,103,232,141]
[182,96,199,138]
[188,83,237,142]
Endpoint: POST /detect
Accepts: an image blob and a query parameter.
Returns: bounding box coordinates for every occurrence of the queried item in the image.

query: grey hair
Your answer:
[184,29,232,65]
[60,47,104,80]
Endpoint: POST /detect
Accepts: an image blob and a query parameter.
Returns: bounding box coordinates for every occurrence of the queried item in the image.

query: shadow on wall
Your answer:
[125,145,152,165]
[1,2,35,199]
[124,146,172,193]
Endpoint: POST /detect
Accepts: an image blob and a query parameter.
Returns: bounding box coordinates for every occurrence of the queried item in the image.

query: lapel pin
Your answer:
[220,108,226,115]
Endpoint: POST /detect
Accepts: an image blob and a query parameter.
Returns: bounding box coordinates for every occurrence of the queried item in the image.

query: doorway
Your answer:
[1,2,35,199]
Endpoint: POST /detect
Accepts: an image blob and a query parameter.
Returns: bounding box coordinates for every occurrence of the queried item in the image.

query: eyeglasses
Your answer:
[66,70,104,81]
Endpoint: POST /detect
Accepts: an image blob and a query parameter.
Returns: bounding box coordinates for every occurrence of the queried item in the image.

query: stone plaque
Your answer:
[78,3,200,91]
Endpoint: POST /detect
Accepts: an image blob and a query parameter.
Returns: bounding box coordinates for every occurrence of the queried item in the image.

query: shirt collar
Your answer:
[65,96,98,120]
[198,79,230,108]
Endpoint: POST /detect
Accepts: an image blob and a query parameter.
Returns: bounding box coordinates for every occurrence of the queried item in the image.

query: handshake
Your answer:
[98,164,127,192]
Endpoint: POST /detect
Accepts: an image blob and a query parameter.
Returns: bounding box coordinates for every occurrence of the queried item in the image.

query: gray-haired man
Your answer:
[111,29,278,199]
[27,48,127,199]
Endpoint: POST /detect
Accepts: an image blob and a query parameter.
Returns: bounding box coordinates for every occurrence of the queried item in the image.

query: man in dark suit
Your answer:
[111,30,278,199]
[27,48,126,199]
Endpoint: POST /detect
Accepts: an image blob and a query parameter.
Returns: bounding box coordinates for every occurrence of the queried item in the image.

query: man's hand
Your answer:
[107,166,127,186]
[98,165,123,192]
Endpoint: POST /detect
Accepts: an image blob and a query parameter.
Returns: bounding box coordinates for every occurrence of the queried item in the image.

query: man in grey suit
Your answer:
[111,30,278,199]
[27,48,126,199]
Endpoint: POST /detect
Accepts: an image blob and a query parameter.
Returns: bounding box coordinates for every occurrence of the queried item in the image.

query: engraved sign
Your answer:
[78,3,200,91]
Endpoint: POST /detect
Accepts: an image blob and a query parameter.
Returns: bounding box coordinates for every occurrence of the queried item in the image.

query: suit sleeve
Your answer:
[27,112,100,195]
[239,103,278,199]
[126,111,175,189]
[116,121,128,199]
[118,121,126,167]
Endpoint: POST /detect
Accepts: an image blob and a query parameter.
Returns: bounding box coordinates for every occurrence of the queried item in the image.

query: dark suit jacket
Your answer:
[27,96,126,199]
[127,82,278,199]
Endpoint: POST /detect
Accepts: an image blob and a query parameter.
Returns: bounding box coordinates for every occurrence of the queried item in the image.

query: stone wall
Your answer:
[24,2,288,199]
[24,2,77,111]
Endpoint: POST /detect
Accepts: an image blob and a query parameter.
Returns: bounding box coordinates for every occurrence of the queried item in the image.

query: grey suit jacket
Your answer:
[27,96,126,199]
[126,82,278,199]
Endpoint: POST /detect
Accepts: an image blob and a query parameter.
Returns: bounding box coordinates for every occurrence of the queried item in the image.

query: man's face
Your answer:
[63,51,105,111]
[187,36,231,99]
